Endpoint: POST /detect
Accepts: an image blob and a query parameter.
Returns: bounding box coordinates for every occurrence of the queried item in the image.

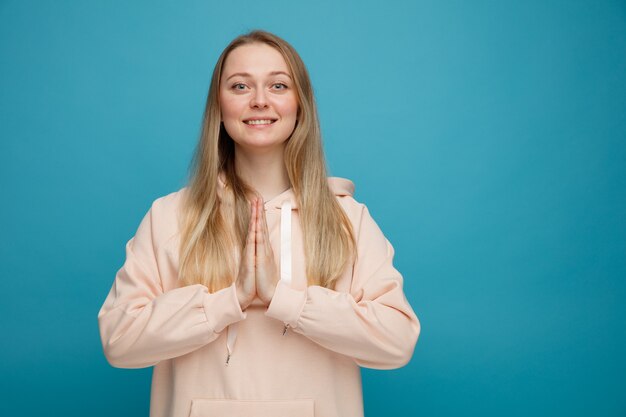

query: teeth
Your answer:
[245,119,274,125]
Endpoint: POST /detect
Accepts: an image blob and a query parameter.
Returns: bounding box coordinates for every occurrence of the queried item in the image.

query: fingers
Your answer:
[261,200,272,256]
[255,198,265,262]
[236,198,258,310]
[253,198,279,306]
[256,198,274,258]
[244,198,257,265]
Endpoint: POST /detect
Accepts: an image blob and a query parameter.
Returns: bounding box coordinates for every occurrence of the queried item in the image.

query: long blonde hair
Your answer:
[178,30,355,292]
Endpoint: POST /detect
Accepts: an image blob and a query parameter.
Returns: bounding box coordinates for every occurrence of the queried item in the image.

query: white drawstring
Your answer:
[226,199,292,365]
[225,321,237,365]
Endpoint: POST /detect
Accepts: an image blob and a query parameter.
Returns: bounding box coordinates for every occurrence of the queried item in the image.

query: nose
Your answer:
[250,88,268,109]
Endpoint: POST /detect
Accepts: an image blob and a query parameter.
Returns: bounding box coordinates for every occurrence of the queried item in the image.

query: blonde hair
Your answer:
[178,30,355,292]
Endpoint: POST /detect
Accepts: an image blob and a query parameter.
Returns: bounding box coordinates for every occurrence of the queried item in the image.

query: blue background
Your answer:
[1,0,625,415]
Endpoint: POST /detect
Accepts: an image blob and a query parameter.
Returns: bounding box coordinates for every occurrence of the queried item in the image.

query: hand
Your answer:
[235,197,280,309]
[235,198,257,311]
[254,198,280,306]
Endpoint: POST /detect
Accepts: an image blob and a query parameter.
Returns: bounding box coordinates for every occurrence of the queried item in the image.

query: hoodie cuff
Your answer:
[265,281,307,328]
[203,282,247,333]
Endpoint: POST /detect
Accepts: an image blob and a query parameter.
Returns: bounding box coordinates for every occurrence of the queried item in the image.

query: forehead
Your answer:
[222,43,291,77]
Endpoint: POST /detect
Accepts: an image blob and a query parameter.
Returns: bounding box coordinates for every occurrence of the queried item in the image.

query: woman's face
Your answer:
[219,43,298,152]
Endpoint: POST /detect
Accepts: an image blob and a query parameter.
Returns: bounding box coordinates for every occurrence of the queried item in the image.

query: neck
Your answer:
[234,144,291,202]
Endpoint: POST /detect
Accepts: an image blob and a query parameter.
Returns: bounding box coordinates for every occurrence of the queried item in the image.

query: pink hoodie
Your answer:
[98,177,420,417]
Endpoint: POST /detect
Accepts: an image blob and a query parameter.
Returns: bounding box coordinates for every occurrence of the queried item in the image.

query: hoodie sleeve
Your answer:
[97,199,246,369]
[265,203,420,370]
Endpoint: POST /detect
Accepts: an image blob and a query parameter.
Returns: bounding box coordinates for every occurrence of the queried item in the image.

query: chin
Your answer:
[235,138,289,152]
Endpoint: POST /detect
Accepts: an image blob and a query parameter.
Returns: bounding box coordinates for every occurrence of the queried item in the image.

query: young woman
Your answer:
[98,30,420,417]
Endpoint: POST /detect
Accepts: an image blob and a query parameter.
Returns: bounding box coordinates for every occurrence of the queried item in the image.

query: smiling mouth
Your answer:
[243,119,277,125]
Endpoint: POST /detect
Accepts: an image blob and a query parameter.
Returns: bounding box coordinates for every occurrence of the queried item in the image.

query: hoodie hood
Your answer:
[218,174,355,209]
[265,177,355,210]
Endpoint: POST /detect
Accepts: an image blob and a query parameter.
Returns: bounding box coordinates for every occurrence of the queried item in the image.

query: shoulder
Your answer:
[327,175,362,207]
[142,187,189,243]
[327,176,374,234]
[328,176,388,246]
[150,187,188,216]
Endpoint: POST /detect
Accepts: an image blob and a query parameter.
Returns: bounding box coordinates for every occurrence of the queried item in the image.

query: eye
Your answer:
[272,83,288,90]
[231,83,247,91]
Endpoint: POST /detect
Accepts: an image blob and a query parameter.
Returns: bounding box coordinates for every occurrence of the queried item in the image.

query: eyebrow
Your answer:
[225,71,292,81]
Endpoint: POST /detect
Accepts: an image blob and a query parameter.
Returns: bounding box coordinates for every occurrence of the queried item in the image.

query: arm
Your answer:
[97,200,246,369]
[265,204,420,370]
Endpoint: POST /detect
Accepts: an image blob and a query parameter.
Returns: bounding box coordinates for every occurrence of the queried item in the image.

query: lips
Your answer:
[243,118,277,125]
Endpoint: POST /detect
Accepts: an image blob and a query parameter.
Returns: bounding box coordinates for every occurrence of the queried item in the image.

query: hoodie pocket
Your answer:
[188,398,314,417]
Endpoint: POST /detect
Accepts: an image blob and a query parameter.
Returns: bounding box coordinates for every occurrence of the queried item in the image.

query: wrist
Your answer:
[260,281,278,306]
[235,285,253,311]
